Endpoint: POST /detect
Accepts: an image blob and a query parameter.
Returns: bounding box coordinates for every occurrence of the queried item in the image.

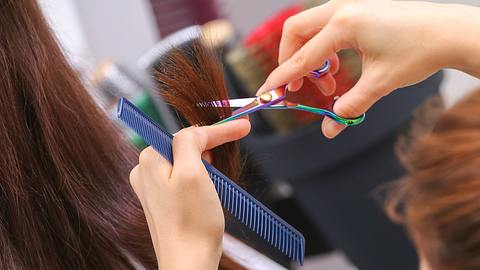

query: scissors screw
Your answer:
[259,93,272,104]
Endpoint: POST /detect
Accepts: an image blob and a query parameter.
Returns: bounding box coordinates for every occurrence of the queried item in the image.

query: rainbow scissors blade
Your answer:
[204,60,365,126]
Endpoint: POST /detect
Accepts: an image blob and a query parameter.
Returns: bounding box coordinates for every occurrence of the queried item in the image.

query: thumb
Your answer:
[322,72,389,138]
[171,118,251,177]
[200,118,252,151]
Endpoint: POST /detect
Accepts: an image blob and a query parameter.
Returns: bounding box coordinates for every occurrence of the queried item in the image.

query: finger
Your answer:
[138,146,173,179]
[129,165,150,211]
[262,55,338,95]
[256,83,267,95]
[257,78,304,95]
[329,53,340,75]
[264,22,351,92]
[201,118,251,150]
[321,117,345,139]
[322,72,388,138]
[308,72,336,96]
[287,78,304,92]
[171,118,251,178]
[129,165,142,196]
[202,150,213,163]
[173,125,197,136]
[278,1,341,65]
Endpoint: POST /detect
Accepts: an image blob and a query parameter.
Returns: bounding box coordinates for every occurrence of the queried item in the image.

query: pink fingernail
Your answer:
[324,119,345,139]
[256,83,267,95]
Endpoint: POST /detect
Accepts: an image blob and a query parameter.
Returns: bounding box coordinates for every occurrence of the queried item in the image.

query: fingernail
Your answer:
[324,119,345,139]
[256,83,267,95]
[316,85,327,96]
[240,115,250,121]
[202,151,213,163]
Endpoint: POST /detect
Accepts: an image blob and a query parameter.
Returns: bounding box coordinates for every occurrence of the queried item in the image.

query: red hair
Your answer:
[386,90,480,269]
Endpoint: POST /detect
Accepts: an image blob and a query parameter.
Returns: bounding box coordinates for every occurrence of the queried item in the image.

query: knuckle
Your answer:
[129,166,142,192]
[282,17,297,35]
[173,128,207,153]
[175,169,201,185]
[368,87,387,101]
[264,76,276,89]
[289,47,307,70]
[364,72,391,100]
[173,129,196,143]
[173,129,197,148]
[339,100,363,117]
[181,172,198,183]
[330,7,369,40]
[338,0,365,5]
[331,10,355,28]
[138,146,157,164]
[331,4,367,29]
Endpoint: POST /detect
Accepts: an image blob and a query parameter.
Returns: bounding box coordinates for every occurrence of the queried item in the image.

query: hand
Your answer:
[260,0,480,138]
[129,119,250,270]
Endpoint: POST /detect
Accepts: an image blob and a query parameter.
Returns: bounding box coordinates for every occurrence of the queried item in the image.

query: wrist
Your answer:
[436,4,480,76]
[157,236,222,270]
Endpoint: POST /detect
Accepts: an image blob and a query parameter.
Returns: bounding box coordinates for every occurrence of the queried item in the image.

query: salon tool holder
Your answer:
[117,97,305,264]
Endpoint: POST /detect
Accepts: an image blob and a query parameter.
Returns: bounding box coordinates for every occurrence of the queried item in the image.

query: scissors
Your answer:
[205,60,366,126]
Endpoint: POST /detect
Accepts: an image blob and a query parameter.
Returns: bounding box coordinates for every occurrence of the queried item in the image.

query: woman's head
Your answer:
[0,0,244,269]
[0,0,157,268]
[387,90,480,270]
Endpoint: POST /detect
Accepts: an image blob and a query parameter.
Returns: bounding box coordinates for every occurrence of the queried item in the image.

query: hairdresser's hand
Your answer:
[130,119,250,270]
[260,0,480,138]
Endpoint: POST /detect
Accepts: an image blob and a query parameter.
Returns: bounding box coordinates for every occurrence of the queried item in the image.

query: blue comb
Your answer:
[117,98,305,264]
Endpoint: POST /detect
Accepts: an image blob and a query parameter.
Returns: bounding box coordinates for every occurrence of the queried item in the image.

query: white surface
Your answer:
[72,0,159,67]
[219,0,294,36]
[440,69,479,107]
[38,0,91,67]
[294,252,357,270]
[39,0,159,68]
[222,234,287,270]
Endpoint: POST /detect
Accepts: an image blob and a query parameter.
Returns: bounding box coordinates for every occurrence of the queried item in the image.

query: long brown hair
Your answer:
[386,90,480,270]
[152,41,245,270]
[153,41,242,181]
[0,0,156,269]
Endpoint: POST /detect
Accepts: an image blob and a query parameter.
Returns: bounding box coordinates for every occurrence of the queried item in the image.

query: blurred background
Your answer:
[38,0,479,269]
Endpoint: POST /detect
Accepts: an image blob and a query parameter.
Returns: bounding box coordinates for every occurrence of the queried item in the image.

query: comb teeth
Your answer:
[117,98,305,264]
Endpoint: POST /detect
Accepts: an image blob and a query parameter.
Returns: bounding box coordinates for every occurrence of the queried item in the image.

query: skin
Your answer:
[258,0,480,138]
[130,119,250,270]
[131,1,480,269]
[420,259,430,270]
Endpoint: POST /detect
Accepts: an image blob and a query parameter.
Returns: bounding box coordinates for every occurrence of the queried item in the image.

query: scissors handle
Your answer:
[213,59,365,126]
[266,104,365,126]
[310,60,330,78]
[292,104,365,126]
